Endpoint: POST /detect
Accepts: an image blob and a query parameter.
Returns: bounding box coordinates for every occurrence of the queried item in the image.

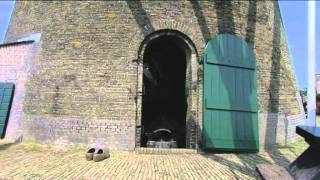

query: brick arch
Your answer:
[137,29,199,62]
[134,29,201,148]
[127,18,205,60]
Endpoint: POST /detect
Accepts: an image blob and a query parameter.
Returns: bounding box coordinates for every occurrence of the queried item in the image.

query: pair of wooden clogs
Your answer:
[86,147,110,162]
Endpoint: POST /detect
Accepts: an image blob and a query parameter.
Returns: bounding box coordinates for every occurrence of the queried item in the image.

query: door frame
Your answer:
[135,29,200,148]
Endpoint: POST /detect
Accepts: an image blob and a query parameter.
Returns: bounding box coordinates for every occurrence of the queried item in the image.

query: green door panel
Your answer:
[0,83,14,138]
[203,34,259,152]
[205,65,258,112]
[205,34,256,69]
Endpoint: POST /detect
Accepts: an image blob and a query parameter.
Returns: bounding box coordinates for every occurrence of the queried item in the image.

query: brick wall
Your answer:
[259,113,305,148]
[3,1,304,149]
[0,42,38,139]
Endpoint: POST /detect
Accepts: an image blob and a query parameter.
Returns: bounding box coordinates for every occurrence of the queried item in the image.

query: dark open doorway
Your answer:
[141,35,188,148]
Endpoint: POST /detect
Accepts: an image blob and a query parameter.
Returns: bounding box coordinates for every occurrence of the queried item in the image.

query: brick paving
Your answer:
[0,139,307,180]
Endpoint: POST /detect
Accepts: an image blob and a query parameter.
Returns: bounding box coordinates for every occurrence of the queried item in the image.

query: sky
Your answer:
[0,1,318,90]
[0,1,14,42]
[279,1,319,90]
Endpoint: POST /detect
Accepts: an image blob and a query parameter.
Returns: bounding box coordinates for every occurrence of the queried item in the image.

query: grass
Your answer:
[283,139,308,154]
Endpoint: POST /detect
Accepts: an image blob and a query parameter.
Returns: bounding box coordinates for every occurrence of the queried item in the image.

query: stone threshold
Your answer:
[135,147,197,154]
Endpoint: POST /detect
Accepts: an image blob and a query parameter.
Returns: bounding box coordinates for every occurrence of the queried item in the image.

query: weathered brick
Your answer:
[0,1,304,150]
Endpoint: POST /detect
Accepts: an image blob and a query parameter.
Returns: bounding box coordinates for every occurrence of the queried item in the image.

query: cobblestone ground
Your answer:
[0,139,307,180]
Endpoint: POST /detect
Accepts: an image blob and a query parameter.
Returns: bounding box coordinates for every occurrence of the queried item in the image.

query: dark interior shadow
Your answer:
[141,36,188,148]
[126,0,155,37]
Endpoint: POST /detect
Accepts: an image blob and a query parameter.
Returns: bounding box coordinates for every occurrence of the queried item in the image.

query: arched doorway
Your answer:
[140,35,190,148]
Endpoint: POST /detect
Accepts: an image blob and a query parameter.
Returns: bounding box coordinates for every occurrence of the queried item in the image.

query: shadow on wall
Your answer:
[126,0,155,37]
[245,0,257,48]
[265,1,282,148]
[190,1,211,43]
[126,0,155,147]
[214,1,235,35]
[188,1,210,147]
[262,1,292,166]
[264,1,288,147]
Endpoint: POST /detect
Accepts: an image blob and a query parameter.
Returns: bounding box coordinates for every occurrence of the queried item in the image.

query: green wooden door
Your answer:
[0,83,14,138]
[203,34,259,151]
